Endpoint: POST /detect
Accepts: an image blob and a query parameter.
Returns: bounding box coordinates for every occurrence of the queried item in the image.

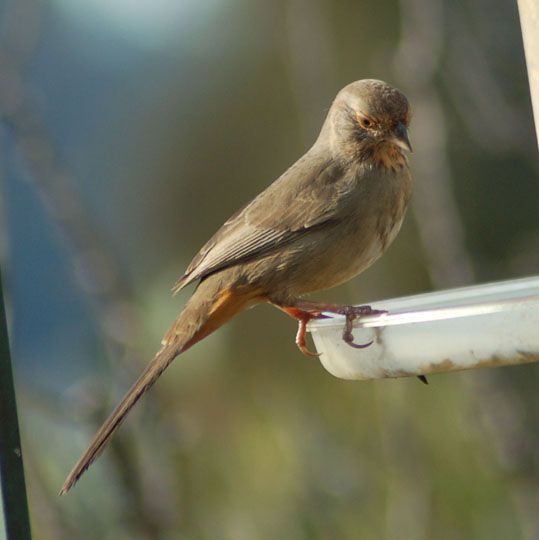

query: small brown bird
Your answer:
[61,79,412,494]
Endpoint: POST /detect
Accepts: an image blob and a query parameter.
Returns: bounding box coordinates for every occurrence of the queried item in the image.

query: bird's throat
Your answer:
[365,143,407,172]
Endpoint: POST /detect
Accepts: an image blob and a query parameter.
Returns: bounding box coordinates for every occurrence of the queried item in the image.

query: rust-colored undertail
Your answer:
[60,276,259,495]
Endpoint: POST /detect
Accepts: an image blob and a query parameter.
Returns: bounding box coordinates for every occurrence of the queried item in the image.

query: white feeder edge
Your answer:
[308,276,539,380]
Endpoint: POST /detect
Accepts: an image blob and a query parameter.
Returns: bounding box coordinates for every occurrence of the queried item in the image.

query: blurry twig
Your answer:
[0,0,177,536]
[393,2,539,539]
[374,382,431,540]
[284,3,435,537]
[393,0,475,288]
[445,1,536,156]
[283,0,337,143]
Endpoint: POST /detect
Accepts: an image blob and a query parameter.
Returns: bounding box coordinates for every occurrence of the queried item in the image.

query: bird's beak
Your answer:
[391,122,413,153]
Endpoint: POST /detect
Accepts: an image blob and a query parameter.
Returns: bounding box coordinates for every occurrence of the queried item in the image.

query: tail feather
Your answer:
[60,344,178,495]
[60,277,258,495]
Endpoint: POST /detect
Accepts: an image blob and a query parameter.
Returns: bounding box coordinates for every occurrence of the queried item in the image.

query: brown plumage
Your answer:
[60,79,413,494]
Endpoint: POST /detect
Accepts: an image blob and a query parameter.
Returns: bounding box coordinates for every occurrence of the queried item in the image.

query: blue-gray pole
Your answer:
[0,271,32,540]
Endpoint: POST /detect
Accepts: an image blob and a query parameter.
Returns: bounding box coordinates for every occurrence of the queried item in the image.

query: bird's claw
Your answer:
[280,302,386,356]
[339,305,386,350]
[297,340,321,357]
[295,315,321,357]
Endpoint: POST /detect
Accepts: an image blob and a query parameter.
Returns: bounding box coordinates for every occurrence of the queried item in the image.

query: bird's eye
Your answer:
[359,117,372,129]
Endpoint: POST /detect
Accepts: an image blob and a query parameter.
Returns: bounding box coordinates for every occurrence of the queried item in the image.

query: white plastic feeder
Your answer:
[308,276,539,380]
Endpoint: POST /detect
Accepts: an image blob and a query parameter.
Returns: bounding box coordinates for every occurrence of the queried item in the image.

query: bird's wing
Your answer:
[172,153,349,294]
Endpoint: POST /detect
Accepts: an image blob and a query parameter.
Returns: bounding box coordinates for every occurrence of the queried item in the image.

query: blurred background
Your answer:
[1,0,539,538]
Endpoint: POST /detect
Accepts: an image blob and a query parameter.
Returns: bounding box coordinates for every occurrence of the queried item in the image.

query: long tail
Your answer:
[60,276,259,494]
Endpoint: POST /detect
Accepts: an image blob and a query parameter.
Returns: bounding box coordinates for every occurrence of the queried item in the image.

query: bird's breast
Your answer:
[238,164,412,298]
[291,166,412,293]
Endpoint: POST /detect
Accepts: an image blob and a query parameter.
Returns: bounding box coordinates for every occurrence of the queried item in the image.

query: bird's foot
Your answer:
[293,302,385,350]
[335,305,386,349]
[276,306,326,356]
[276,300,386,353]
[296,316,321,357]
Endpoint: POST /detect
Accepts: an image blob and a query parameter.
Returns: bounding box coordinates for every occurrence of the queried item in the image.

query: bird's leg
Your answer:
[295,314,320,357]
[276,300,429,384]
[340,307,373,349]
[283,300,387,350]
[273,305,327,356]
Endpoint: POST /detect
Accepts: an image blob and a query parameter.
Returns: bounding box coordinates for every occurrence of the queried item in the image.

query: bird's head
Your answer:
[326,79,412,166]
